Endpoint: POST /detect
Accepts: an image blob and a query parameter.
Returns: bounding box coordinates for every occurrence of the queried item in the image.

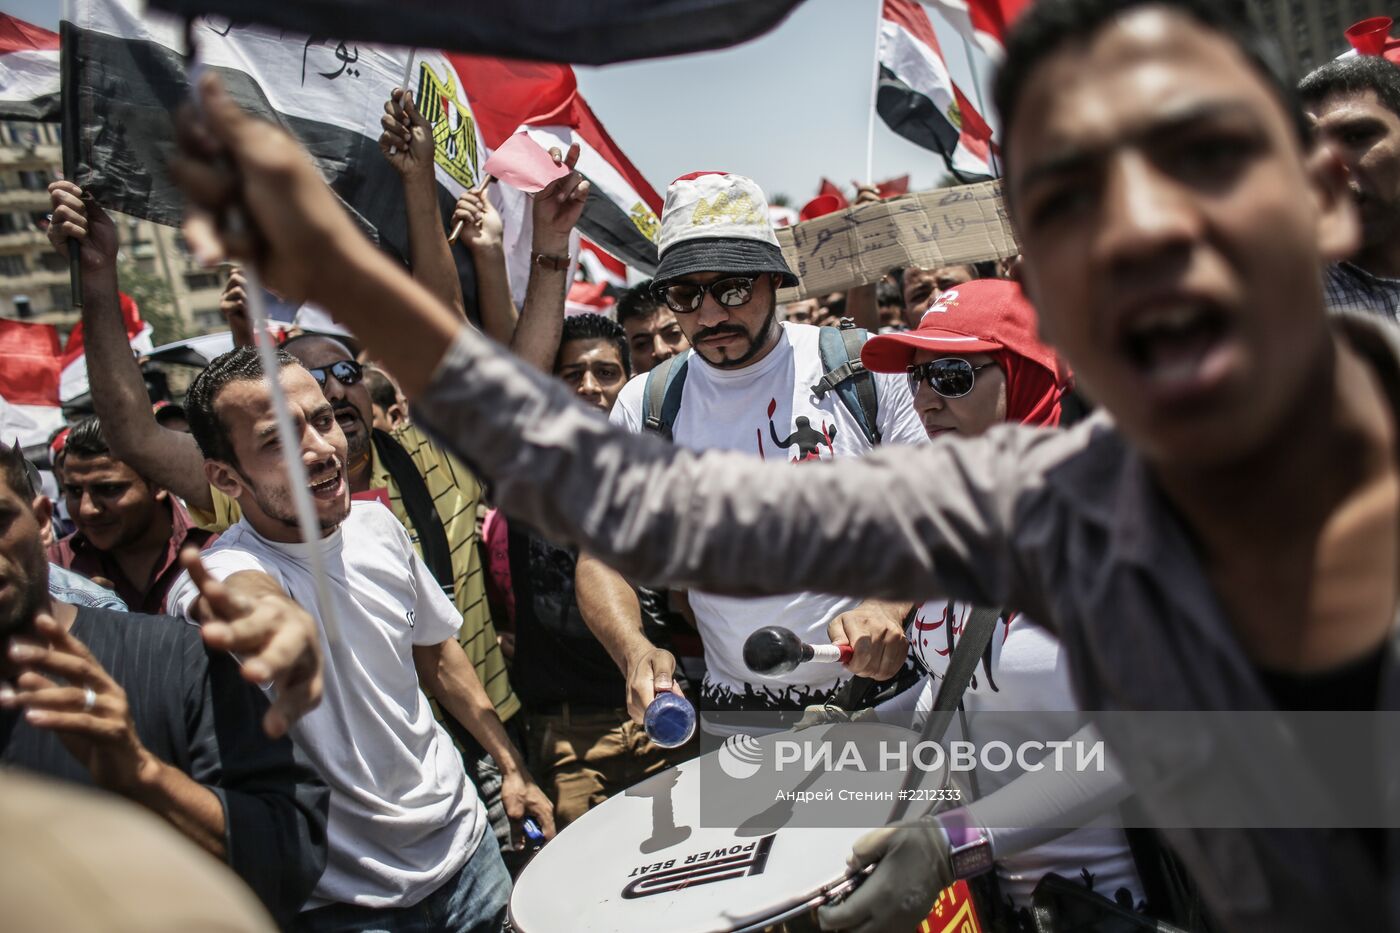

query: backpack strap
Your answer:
[371,429,454,599]
[811,321,882,446]
[641,349,692,441]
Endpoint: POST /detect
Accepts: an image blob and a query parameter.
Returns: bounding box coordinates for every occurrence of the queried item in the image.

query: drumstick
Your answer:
[744,625,854,677]
[448,176,495,244]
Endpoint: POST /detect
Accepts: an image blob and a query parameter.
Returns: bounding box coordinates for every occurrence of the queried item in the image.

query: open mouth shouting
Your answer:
[308,462,346,501]
[334,407,363,437]
[1117,299,1240,408]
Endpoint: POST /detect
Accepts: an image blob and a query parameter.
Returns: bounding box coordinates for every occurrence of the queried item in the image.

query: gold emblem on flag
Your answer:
[947,99,964,131]
[629,202,660,242]
[414,61,480,189]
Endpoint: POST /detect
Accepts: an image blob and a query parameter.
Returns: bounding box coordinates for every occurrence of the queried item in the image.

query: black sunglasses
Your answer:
[654,276,761,314]
[307,359,364,389]
[906,358,994,399]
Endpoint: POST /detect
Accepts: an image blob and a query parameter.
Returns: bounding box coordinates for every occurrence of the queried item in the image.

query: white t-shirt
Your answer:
[885,602,1144,909]
[168,502,484,910]
[611,322,925,711]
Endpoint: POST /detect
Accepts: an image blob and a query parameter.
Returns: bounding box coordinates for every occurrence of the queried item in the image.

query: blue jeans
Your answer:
[294,838,510,933]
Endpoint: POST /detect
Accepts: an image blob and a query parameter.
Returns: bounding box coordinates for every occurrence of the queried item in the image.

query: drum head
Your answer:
[510,723,948,933]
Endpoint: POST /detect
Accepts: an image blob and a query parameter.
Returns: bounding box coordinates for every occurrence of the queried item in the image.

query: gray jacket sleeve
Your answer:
[413,326,1065,610]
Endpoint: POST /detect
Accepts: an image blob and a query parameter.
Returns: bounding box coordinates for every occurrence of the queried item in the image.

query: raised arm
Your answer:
[509,144,589,373]
[450,185,518,343]
[379,87,467,320]
[842,185,885,333]
[170,74,1035,611]
[47,182,213,511]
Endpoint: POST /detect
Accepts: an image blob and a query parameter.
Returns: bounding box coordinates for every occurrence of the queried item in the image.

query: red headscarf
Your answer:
[861,278,1070,427]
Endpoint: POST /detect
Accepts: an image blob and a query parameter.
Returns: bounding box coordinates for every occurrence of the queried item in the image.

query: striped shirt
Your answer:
[188,422,519,723]
[0,608,329,925]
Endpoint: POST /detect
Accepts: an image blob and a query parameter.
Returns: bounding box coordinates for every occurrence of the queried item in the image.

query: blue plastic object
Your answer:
[644,693,696,748]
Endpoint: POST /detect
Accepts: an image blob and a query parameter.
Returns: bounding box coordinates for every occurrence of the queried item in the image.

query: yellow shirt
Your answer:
[189,422,520,723]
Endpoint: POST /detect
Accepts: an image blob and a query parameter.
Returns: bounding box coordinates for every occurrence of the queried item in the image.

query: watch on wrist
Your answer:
[938,808,994,880]
[531,250,570,271]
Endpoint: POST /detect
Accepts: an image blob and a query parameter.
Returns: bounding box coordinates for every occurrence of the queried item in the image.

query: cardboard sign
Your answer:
[775,181,1019,301]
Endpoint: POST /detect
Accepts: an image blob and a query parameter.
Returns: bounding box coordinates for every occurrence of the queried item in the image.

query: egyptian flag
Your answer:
[59,291,154,404]
[0,14,60,120]
[877,0,1006,180]
[456,56,662,274]
[578,238,628,289]
[0,318,64,451]
[146,0,805,67]
[564,280,617,317]
[65,1,497,319]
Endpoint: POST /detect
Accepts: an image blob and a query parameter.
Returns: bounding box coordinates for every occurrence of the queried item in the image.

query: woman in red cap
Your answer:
[822,280,1144,932]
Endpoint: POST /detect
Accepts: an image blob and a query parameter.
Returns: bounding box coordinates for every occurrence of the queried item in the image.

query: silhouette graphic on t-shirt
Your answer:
[770,416,836,462]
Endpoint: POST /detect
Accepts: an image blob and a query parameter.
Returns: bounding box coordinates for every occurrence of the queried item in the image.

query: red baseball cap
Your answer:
[861,279,1061,376]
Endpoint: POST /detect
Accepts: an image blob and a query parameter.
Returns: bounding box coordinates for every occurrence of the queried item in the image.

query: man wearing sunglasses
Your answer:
[576,172,926,724]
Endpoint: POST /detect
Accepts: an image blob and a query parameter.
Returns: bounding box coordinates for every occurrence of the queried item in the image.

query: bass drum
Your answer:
[510,722,953,932]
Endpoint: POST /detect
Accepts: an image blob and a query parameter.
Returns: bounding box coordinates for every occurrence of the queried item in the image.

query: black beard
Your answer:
[707,307,779,370]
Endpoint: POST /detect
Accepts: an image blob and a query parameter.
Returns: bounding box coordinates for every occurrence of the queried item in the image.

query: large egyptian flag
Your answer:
[147,0,806,67]
[66,1,499,315]
[456,56,662,275]
[0,13,60,120]
[59,291,154,404]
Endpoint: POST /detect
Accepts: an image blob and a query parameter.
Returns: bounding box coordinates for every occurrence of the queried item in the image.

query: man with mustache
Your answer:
[575,172,926,722]
[1303,54,1400,318]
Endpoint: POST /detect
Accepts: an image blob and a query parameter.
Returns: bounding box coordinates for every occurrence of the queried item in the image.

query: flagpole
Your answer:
[958,32,999,177]
[59,0,81,309]
[864,0,884,184]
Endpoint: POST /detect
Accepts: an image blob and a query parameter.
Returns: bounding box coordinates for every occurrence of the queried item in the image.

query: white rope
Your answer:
[187,32,340,643]
[242,270,340,643]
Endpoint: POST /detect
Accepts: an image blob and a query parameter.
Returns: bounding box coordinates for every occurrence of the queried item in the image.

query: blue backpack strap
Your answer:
[810,321,881,446]
[641,349,692,441]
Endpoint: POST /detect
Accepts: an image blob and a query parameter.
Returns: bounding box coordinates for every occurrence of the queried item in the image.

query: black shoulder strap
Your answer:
[929,605,1001,722]
[888,605,1002,821]
[372,429,454,599]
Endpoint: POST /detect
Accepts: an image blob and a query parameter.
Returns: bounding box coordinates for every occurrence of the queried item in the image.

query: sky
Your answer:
[2,0,954,204]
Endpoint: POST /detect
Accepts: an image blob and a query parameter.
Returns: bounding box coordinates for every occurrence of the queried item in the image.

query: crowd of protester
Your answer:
[6,0,1400,930]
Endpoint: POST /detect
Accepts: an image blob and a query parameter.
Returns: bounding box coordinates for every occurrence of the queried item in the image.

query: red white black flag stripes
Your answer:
[873,0,1008,180]
[0,319,63,451]
[66,1,497,315]
[0,13,60,121]
[455,56,662,274]
[146,0,805,67]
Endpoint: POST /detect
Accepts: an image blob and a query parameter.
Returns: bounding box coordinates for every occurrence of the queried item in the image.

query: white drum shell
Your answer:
[510,723,949,933]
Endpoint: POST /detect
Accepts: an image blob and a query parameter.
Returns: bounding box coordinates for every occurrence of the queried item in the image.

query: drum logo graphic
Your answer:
[413,61,480,189]
[621,835,775,899]
[717,733,764,780]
